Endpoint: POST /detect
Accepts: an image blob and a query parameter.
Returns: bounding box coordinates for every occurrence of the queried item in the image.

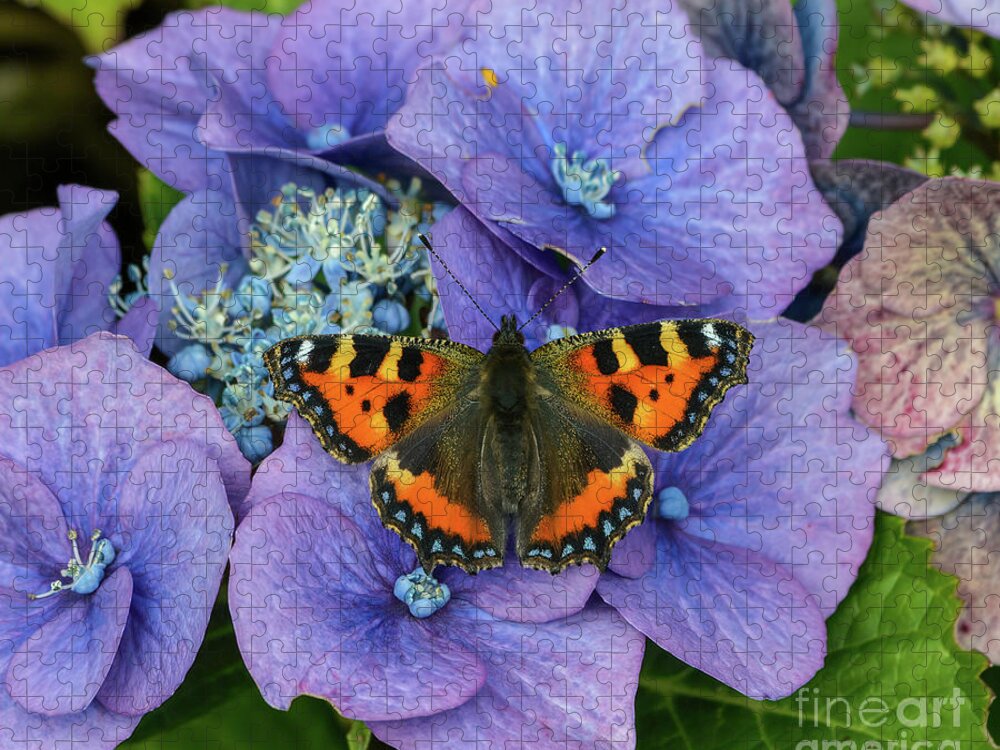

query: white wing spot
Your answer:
[703,323,721,348]
[295,340,315,363]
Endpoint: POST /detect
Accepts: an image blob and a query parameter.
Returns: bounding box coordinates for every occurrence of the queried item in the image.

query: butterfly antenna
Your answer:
[418,234,499,331]
[518,247,606,332]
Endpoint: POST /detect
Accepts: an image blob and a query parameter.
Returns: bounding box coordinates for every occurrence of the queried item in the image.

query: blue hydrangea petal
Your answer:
[368,600,644,748]
[597,527,825,700]
[229,482,488,718]
[89,6,281,193]
[6,566,132,716]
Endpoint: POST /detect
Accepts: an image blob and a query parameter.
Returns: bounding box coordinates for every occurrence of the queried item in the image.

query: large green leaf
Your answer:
[119,583,350,750]
[635,513,994,748]
[13,0,142,52]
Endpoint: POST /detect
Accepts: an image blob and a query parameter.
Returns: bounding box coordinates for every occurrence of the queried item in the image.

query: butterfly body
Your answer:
[265,316,753,575]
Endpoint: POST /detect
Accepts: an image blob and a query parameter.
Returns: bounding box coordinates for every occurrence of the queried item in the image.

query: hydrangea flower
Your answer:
[0,333,249,748]
[386,0,842,311]
[898,0,1000,38]
[427,209,887,698]
[678,0,849,159]
[818,174,1000,662]
[89,0,471,203]
[147,177,445,462]
[230,412,644,748]
[819,176,1000,497]
[0,185,157,367]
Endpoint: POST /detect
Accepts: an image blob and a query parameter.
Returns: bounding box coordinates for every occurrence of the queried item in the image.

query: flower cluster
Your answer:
[143,179,446,461]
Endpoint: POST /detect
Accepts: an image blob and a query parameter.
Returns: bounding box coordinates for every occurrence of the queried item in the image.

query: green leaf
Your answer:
[13,0,142,52]
[184,0,302,13]
[137,169,183,252]
[347,721,372,750]
[635,513,994,748]
[119,582,349,750]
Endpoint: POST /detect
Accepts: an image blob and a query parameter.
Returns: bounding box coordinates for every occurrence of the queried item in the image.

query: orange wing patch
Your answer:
[264,334,481,463]
[371,456,503,572]
[537,319,754,453]
[520,443,652,573]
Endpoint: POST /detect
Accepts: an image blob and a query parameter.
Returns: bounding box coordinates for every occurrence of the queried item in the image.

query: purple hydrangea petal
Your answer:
[598,526,826,700]
[110,295,159,358]
[0,333,249,525]
[439,554,598,625]
[267,0,473,139]
[90,8,282,192]
[94,442,233,716]
[5,566,132,716]
[679,0,849,158]
[0,186,120,367]
[51,185,120,347]
[649,320,884,616]
[148,190,247,356]
[229,490,487,719]
[0,459,76,654]
[624,61,840,309]
[909,494,1000,663]
[0,686,139,750]
[429,208,579,350]
[368,600,645,749]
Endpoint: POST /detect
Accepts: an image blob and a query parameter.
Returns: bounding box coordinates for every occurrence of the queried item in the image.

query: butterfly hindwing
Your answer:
[516,399,653,573]
[531,319,754,453]
[264,334,484,463]
[371,403,506,573]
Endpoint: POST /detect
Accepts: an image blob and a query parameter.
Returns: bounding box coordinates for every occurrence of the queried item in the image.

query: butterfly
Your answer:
[264,311,754,575]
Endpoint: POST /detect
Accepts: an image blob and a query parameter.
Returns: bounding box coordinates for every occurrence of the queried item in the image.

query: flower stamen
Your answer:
[551,142,620,220]
[29,529,116,600]
[393,567,451,619]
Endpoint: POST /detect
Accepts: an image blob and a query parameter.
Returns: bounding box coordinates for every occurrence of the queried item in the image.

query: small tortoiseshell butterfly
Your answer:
[264,245,753,575]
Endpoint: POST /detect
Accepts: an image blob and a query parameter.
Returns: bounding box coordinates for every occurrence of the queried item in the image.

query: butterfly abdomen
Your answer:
[478,342,539,515]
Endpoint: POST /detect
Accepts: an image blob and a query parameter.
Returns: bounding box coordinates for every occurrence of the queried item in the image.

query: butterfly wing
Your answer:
[371,403,507,573]
[517,398,653,573]
[267,333,504,572]
[516,319,753,573]
[264,334,484,463]
[530,319,754,452]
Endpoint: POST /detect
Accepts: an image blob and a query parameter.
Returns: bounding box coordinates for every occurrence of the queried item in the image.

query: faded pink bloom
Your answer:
[820,176,1000,500]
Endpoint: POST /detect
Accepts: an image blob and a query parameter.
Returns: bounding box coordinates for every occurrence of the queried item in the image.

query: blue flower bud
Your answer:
[234,424,274,463]
[393,567,450,619]
[233,275,273,319]
[657,486,690,521]
[168,344,212,381]
[372,299,410,334]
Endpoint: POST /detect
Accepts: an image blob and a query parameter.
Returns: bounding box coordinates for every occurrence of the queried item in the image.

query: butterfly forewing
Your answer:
[264,334,484,463]
[531,319,754,453]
